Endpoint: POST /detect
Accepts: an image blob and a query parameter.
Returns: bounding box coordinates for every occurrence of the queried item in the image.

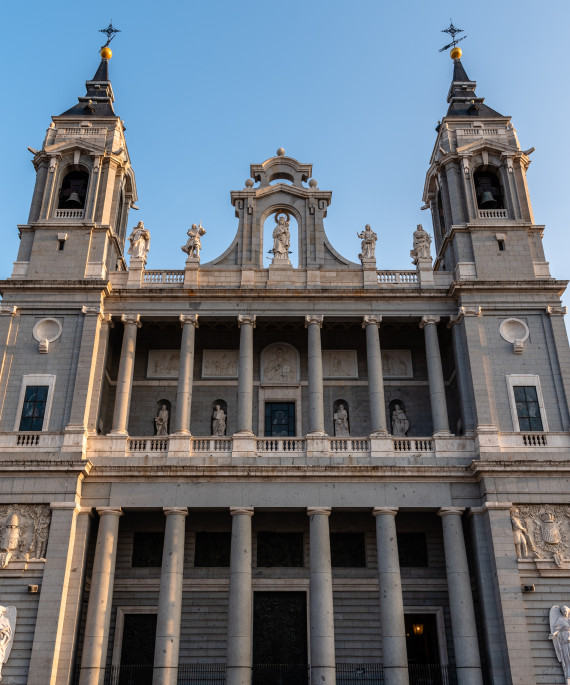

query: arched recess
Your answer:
[262,210,299,267]
[211,399,228,436]
[333,400,350,437]
[473,166,505,210]
[154,399,171,436]
[57,167,90,209]
[389,399,409,437]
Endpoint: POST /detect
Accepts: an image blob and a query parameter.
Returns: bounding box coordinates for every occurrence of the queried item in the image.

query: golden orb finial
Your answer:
[100,46,113,60]
[450,46,462,60]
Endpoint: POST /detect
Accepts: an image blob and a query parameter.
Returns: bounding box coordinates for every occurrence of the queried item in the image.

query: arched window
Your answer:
[474,169,504,209]
[211,399,227,436]
[58,170,89,209]
[333,400,350,437]
[389,399,409,437]
[154,399,171,436]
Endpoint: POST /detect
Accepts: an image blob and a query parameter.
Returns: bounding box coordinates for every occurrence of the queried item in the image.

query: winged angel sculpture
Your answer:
[550,605,570,684]
[0,606,16,681]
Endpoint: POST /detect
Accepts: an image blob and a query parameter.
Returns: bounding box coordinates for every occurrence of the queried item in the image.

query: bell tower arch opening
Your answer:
[57,168,89,209]
[262,210,299,268]
[474,168,504,210]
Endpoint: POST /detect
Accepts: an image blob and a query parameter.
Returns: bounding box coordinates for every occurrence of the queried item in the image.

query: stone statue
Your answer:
[154,405,169,436]
[127,221,150,261]
[212,405,226,436]
[182,222,207,260]
[334,404,350,436]
[0,606,16,681]
[272,214,290,260]
[410,224,432,265]
[0,514,21,569]
[391,405,409,436]
[550,605,570,684]
[510,508,538,559]
[357,224,377,262]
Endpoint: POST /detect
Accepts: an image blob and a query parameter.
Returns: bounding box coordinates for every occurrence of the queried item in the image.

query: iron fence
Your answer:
[252,663,309,684]
[178,664,227,684]
[408,664,458,685]
[336,663,384,683]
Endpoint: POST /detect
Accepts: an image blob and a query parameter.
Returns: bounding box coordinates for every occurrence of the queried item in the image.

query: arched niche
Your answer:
[263,210,299,268]
[58,168,89,209]
[473,167,504,209]
[389,399,409,437]
[211,399,228,436]
[154,399,171,436]
[333,399,350,437]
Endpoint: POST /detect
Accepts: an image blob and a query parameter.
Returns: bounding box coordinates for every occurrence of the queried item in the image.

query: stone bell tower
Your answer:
[422,48,550,282]
[12,44,137,281]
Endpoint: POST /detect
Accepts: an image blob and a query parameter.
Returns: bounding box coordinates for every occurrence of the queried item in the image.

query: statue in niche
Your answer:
[182,222,206,260]
[272,214,290,260]
[334,405,350,436]
[0,606,16,681]
[410,224,432,265]
[510,508,539,559]
[127,221,151,260]
[391,404,409,436]
[357,224,377,262]
[154,405,169,436]
[550,606,570,684]
[212,405,226,436]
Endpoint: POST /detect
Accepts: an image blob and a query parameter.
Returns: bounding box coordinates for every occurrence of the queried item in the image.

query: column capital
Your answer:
[180,314,199,327]
[79,506,94,516]
[372,506,399,517]
[307,506,331,517]
[469,502,513,516]
[163,506,189,517]
[547,305,567,317]
[305,314,324,328]
[0,305,17,317]
[96,506,123,518]
[362,314,382,328]
[50,501,80,512]
[438,506,466,518]
[448,306,481,328]
[82,305,103,317]
[237,314,256,328]
[121,314,141,328]
[230,506,254,517]
[419,315,441,328]
[102,313,115,327]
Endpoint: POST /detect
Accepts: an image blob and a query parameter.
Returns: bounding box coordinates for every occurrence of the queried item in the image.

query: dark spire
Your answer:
[445,58,503,118]
[58,58,116,118]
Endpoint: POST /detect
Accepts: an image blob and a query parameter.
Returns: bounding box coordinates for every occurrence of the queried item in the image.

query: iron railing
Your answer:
[252,663,309,684]
[336,663,384,683]
[104,665,153,685]
[408,664,458,685]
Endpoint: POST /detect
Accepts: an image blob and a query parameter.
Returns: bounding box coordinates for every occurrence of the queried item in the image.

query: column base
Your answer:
[383,665,410,685]
[226,666,251,685]
[370,429,390,436]
[433,429,453,437]
[310,666,336,685]
[108,429,129,437]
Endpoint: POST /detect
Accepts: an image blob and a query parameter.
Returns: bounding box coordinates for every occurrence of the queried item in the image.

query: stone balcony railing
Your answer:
[477,208,509,219]
[54,209,84,219]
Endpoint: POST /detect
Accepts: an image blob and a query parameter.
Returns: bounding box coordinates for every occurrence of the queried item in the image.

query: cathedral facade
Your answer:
[0,44,568,685]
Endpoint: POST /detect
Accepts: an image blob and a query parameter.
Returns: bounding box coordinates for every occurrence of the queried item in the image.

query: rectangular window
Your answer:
[264,402,295,437]
[19,385,49,431]
[514,386,544,431]
[256,532,304,567]
[194,532,231,567]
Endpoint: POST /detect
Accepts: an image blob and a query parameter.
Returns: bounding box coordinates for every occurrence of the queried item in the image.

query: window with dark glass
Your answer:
[131,531,164,567]
[194,532,231,567]
[256,532,304,567]
[19,385,49,431]
[397,532,429,567]
[514,386,544,431]
[264,402,295,437]
[330,533,366,567]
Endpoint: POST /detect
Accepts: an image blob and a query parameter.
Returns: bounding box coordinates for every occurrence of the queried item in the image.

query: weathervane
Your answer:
[439,20,467,53]
[99,21,121,49]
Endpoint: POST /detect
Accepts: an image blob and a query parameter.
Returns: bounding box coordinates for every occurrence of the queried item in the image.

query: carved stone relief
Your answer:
[260,343,299,385]
[202,350,239,378]
[0,605,16,680]
[511,505,570,567]
[0,505,51,568]
[381,350,413,378]
[322,350,358,379]
[147,350,180,378]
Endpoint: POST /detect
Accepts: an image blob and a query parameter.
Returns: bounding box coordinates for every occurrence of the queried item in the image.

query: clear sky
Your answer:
[2,0,569,319]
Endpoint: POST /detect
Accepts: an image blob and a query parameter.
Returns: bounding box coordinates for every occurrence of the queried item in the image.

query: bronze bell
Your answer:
[480,191,498,209]
[65,192,82,208]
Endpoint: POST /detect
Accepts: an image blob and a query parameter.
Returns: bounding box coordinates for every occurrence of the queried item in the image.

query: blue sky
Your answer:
[2,0,569,316]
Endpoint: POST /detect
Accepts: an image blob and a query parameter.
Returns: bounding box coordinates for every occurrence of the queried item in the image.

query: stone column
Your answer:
[373,508,409,685]
[227,507,254,685]
[305,315,326,434]
[236,315,256,434]
[363,315,388,434]
[438,508,483,685]
[0,306,18,411]
[173,315,198,434]
[110,314,141,435]
[420,316,450,435]
[307,507,335,685]
[87,314,113,433]
[79,507,123,685]
[153,507,188,685]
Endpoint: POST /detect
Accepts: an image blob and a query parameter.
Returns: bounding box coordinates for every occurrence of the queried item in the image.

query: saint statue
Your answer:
[550,605,570,685]
[391,404,409,436]
[212,405,226,436]
[182,222,207,260]
[357,224,377,262]
[0,606,16,681]
[272,214,290,260]
[127,221,151,260]
[410,224,432,265]
[334,405,350,436]
[154,405,169,436]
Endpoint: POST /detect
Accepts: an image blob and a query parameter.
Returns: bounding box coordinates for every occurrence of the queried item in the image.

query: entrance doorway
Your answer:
[119,613,156,684]
[264,402,295,436]
[253,591,308,684]
[405,613,440,664]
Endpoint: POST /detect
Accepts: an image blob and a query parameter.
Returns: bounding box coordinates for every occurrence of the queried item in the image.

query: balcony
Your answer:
[54,208,84,219]
[477,208,508,220]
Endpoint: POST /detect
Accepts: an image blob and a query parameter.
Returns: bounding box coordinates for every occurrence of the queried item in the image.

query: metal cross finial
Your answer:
[99,21,121,48]
[439,20,467,53]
